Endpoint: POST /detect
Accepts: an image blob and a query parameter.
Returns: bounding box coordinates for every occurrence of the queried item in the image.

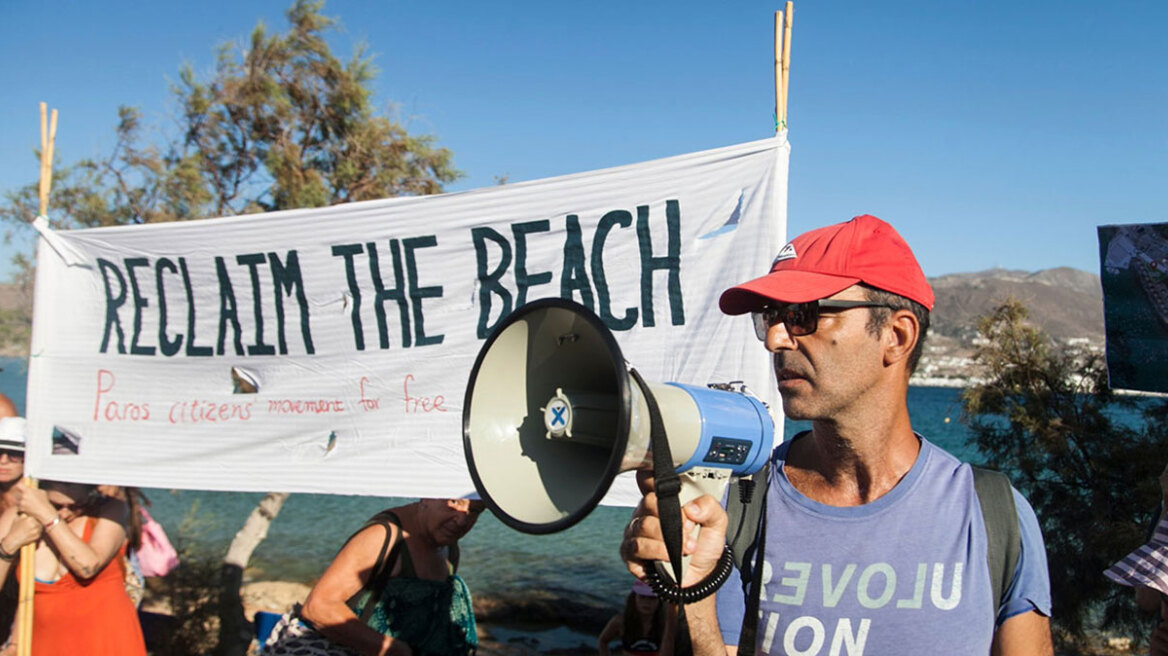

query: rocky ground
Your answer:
[221,581,1148,656]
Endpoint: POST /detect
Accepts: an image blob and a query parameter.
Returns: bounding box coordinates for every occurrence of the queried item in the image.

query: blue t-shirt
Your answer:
[717,436,1051,655]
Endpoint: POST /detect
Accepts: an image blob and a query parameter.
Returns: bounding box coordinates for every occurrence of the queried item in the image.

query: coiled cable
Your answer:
[643,544,735,604]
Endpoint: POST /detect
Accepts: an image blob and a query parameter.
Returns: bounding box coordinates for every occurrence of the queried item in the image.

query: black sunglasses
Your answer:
[0,449,23,463]
[752,300,894,340]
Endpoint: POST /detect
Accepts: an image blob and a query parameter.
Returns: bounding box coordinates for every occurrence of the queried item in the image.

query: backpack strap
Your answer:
[971,466,1022,621]
[726,462,770,656]
[726,463,770,571]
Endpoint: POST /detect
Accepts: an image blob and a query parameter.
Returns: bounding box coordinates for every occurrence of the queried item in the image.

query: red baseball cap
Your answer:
[719,214,934,314]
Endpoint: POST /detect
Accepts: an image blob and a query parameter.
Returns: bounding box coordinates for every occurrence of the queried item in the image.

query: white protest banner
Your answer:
[25,135,789,503]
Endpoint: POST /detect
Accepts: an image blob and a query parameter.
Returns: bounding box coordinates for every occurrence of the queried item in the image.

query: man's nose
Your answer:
[765,321,797,352]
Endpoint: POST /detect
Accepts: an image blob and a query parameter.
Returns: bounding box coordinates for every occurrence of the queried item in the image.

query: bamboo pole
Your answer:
[774,9,784,132]
[37,103,58,218]
[17,101,57,656]
[16,477,35,656]
[781,2,793,127]
[38,104,45,212]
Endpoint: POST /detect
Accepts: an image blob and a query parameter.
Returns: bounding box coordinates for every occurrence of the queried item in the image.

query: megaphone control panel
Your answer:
[704,437,755,466]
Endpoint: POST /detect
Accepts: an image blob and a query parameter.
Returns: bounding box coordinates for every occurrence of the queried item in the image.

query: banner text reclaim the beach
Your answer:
[92,201,685,358]
[26,136,788,499]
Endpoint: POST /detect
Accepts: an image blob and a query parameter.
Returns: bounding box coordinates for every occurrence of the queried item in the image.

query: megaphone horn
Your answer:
[463,298,775,587]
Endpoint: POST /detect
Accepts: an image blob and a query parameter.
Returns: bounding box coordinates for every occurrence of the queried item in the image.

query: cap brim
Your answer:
[1105,543,1168,595]
[719,270,861,315]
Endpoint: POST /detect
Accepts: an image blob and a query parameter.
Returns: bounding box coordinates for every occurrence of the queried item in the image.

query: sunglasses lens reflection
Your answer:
[753,302,819,340]
[786,303,817,336]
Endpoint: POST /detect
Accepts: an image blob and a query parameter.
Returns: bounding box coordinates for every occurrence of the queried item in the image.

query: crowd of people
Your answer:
[0,389,488,656]
[5,213,1168,655]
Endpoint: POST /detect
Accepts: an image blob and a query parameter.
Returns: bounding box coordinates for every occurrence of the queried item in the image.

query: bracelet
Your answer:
[43,516,61,532]
[0,542,14,561]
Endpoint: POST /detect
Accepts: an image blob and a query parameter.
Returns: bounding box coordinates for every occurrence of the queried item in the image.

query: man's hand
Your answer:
[621,471,736,656]
[621,471,731,587]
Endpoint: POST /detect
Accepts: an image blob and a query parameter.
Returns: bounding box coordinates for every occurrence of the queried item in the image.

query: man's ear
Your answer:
[883,309,920,368]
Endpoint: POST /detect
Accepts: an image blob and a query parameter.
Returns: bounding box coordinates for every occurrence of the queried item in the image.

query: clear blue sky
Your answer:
[2,1,1165,280]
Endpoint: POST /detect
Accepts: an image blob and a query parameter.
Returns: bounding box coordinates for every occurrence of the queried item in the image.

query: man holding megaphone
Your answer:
[621,215,1053,655]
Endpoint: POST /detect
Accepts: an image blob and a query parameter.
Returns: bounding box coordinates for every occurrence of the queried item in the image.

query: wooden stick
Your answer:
[16,479,36,656]
[38,103,48,217]
[19,100,57,656]
[781,2,794,127]
[45,109,58,215]
[775,10,784,132]
[37,105,59,219]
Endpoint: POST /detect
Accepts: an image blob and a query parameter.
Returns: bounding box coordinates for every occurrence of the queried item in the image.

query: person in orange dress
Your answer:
[0,479,146,655]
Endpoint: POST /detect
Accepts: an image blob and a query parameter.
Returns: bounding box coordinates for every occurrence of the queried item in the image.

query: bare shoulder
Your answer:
[309,516,400,602]
[336,518,399,564]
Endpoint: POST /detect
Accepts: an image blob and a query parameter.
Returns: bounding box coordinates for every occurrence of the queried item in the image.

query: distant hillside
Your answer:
[0,284,24,313]
[929,267,1104,345]
[0,282,30,357]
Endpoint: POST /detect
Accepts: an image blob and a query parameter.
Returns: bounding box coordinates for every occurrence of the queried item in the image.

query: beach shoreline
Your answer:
[192,580,616,655]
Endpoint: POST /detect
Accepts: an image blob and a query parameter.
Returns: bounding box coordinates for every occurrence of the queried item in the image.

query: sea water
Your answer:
[0,358,975,608]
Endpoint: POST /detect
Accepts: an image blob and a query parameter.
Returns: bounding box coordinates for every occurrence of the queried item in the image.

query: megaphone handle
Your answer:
[676,470,732,575]
[645,474,737,603]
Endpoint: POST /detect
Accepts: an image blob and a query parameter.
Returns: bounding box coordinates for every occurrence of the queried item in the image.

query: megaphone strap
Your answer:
[737,482,769,656]
[628,368,686,586]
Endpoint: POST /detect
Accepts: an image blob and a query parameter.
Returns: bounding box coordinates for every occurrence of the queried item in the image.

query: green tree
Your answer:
[0,0,460,354]
[962,298,1168,650]
[4,0,457,232]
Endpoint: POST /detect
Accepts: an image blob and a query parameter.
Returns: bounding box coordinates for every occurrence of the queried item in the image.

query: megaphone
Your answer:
[463,298,775,542]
